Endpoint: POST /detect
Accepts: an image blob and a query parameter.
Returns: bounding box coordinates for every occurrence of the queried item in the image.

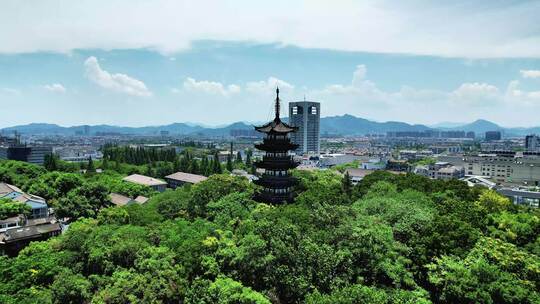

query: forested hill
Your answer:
[0,159,539,303]
[4,117,540,136]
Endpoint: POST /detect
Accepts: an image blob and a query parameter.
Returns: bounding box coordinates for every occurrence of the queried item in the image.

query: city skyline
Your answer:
[1,1,540,127]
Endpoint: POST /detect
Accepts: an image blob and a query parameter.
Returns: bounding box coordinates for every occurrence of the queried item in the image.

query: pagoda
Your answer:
[253,87,299,203]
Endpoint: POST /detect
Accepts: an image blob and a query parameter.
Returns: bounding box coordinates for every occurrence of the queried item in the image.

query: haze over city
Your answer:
[1,0,540,128]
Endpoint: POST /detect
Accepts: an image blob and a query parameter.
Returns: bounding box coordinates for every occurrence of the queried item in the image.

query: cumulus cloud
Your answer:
[84,56,152,97]
[245,77,294,93]
[351,64,367,87]
[179,76,291,97]
[520,70,540,78]
[42,83,66,93]
[183,77,240,96]
[451,83,500,106]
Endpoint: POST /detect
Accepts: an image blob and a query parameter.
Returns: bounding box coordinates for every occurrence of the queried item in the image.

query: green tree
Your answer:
[43,153,58,171]
[86,156,95,173]
[226,154,234,172]
[342,171,352,197]
[186,277,271,304]
[50,269,91,304]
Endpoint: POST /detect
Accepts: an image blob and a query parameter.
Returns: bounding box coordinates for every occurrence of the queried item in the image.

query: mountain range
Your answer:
[1,115,539,137]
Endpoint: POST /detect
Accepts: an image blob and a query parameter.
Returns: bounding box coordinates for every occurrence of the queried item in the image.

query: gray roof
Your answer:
[345,168,373,178]
[0,223,61,243]
[165,172,208,184]
[0,182,23,196]
[109,193,133,206]
[123,174,167,187]
[0,215,24,225]
[497,188,540,199]
[134,196,149,204]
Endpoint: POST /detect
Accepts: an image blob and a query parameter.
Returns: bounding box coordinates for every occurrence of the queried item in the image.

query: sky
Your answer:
[1,0,540,128]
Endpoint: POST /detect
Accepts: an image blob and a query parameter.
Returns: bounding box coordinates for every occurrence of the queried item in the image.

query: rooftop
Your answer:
[0,222,61,243]
[165,171,208,184]
[109,193,133,206]
[0,182,23,196]
[123,174,166,187]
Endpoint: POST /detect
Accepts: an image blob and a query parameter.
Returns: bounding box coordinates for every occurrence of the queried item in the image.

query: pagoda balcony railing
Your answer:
[254,176,298,188]
[254,158,300,170]
[261,155,294,162]
[255,141,298,151]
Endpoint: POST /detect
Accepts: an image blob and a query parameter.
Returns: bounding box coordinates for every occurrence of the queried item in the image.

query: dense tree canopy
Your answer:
[1,159,539,303]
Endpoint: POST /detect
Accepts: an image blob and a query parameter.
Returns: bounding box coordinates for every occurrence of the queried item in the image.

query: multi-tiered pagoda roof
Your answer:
[253,88,299,204]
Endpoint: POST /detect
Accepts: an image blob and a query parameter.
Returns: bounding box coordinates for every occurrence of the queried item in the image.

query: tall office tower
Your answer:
[485,131,502,141]
[526,134,540,152]
[288,100,320,155]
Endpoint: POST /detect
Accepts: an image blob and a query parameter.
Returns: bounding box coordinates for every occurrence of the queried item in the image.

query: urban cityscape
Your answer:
[1,1,540,303]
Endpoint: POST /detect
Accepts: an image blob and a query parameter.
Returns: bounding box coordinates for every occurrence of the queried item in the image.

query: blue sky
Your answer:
[1,1,540,128]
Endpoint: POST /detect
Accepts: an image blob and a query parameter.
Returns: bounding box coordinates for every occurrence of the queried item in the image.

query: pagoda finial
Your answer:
[275,86,280,120]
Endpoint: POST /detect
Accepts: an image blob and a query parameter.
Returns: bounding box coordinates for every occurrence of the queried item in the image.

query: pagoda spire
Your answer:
[275,86,280,120]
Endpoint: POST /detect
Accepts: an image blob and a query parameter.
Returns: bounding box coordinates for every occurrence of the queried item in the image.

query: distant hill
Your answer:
[444,119,502,133]
[320,114,431,136]
[439,119,540,136]
[2,115,539,137]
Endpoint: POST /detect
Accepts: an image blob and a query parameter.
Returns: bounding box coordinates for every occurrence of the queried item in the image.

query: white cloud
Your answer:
[179,76,290,97]
[2,1,539,58]
[183,77,240,96]
[245,77,294,94]
[351,64,367,87]
[84,56,152,97]
[451,82,500,106]
[42,83,66,93]
[520,70,540,78]
[308,64,540,125]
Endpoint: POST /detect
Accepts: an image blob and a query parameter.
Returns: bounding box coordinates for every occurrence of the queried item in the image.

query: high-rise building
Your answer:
[254,88,299,204]
[288,100,320,155]
[485,131,502,141]
[526,134,540,152]
[0,145,52,165]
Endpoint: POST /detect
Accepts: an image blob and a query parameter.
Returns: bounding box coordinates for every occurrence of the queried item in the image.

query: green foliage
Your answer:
[428,237,540,304]
[187,174,253,218]
[476,189,512,213]
[305,284,431,304]
[54,182,109,219]
[1,163,538,303]
[331,159,360,173]
[0,197,30,219]
[186,276,271,304]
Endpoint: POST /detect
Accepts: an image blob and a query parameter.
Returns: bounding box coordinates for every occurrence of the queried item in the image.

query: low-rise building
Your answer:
[0,219,61,256]
[360,158,387,170]
[123,174,167,192]
[461,175,497,189]
[0,182,49,219]
[345,168,373,185]
[415,162,465,180]
[463,152,540,185]
[496,188,540,208]
[109,192,149,206]
[318,153,362,168]
[398,149,433,161]
[165,172,208,189]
